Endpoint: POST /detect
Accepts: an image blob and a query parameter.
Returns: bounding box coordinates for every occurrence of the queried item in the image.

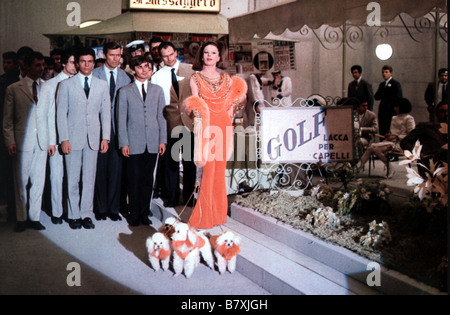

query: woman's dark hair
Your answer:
[192,40,226,71]
[396,98,412,114]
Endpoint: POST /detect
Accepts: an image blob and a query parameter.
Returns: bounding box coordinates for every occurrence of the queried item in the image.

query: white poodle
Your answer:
[146,232,171,272]
[210,231,242,274]
[170,222,214,278]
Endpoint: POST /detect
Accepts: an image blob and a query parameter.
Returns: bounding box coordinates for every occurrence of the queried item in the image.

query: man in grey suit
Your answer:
[56,47,111,230]
[40,49,78,225]
[151,42,196,207]
[3,51,56,232]
[92,42,132,222]
[117,56,167,226]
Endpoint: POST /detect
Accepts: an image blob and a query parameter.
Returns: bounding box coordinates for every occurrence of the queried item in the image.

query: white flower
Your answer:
[406,167,424,187]
[343,193,350,200]
[400,140,422,166]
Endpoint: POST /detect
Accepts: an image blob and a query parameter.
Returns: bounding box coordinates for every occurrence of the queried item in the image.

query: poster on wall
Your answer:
[253,41,274,72]
[230,40,295,74]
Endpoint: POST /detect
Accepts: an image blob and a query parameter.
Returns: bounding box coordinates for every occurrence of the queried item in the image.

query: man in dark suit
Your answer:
[151,42,196,208]
[92,42,132,222]
[117,56,167,226]
[348,65,374,111]
[374,65,403,136]
[425,68,447,123]
[0,51,20,215]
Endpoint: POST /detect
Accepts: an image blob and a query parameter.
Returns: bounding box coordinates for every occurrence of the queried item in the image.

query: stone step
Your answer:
[230,203,443,295]
[223,217,379,295]
[151,198,378,295]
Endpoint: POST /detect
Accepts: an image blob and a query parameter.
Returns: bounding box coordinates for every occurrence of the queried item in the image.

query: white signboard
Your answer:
[260,107,354,163]
[129,0,221,13]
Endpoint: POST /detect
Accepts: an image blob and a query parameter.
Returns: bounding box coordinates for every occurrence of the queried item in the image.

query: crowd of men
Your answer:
[0,38,197,232]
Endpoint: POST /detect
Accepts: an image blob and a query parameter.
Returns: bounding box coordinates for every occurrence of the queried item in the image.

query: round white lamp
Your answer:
[375,44,393,61]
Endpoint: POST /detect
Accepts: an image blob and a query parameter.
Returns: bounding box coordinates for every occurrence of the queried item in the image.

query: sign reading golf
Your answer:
[260,107,354,163]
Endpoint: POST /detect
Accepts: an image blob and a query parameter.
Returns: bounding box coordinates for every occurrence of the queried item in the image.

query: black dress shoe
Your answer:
[141,217,153,226]
[82,218,95,229]
[128,217,140,227]
[95,213,107,221]
[69,219,82,230]
[14,221,26,233]
[108,213,122,221]
[30,221,46,231]
[51,217,63,225]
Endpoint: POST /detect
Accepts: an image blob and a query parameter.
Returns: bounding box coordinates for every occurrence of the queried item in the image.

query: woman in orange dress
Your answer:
[184,41,247,229]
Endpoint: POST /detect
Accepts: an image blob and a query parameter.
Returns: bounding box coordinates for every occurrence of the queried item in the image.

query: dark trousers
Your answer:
[127,150,157,221]
[94,131,123,215]
[163,132,196,206]
[378,102,395,137]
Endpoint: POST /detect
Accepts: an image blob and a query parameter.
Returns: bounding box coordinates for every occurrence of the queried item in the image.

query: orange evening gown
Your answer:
[186,72,247,229]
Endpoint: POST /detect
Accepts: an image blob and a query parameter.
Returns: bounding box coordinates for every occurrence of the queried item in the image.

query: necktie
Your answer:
[110,71,115,102]
[84,77,90,98]
[142,83,146,101]
[32,81,38,104]
[171,68,179,98]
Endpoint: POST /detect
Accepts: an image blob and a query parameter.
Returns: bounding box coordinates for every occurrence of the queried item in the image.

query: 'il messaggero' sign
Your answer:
[260,107,355,163]
[129,0,221,12]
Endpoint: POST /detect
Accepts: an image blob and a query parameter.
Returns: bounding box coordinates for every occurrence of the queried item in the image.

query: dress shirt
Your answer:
[151,60,180,105]
[78,73,92,90]
[135,79,148,100]
[103,65,118,88]
[384,77,393,87]
[24,76,42,104]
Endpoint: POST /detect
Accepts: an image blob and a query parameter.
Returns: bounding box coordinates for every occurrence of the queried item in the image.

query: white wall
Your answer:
[0,0,122,73]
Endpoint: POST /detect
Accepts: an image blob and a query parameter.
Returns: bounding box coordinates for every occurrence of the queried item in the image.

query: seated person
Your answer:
[356,98,379,147]
[400,101,448,175]
[355,98,416,178]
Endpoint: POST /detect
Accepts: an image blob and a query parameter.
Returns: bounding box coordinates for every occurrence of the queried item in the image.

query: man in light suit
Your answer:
[39,49,77,225]
[56,47,111,230]
[3,51,56,232]
[374,65,403,136]
[356,99,379,147]
[92,42,132,222]
[151,42,196,207]
[118,56,167,226]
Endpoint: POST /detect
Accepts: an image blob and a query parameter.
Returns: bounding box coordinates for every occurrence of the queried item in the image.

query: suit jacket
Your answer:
[425,82,448,107]
[117,81,167,155]
[92,66,131,134]
[348,78,374,109]
[56,74,111,151]
[358,109,378,139]
[3,78,54,152]
[374,78,403,108]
